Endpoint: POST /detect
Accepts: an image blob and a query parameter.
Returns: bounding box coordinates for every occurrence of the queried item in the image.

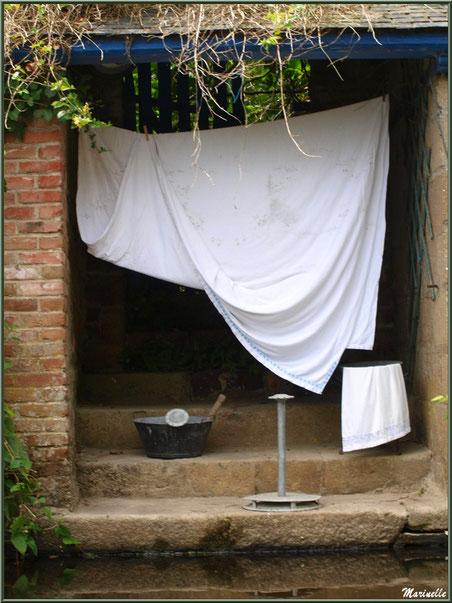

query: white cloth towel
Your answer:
[341,362,411,451]
[76,97,389,394]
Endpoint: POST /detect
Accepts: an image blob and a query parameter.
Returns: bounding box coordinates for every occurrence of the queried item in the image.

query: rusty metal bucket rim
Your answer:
[133,415,215,425]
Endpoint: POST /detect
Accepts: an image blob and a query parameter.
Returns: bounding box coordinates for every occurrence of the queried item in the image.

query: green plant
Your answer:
[4,4,110,144]
[430,394,448,419]
[430,394,448,405]
[4,3,375,142]
[5,64,110,147]
[4,407,82,560]
[260,5,300,48]
[3,323,81,560]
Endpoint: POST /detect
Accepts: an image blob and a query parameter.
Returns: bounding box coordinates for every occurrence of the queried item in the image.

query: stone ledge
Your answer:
[76,391,342,448]
[76,442,432,498]
[39,490,447,553]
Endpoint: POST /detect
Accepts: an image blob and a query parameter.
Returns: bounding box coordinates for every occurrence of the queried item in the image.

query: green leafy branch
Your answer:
[4,406,82,560]
[5,18,109,145]
[3,324,83,561]
[260,5,299,49]
[5,65,109,148]
[4,3,375,143]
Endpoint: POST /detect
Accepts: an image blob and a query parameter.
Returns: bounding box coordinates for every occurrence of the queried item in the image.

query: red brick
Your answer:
[3,344,14,357]
[18,281,64,296]
[28,432,69,446]
[4,192,17,206]
[4,283,18,296]
[48,447,70,461]
[4,207,36,219]
[39,235,63,249]
[5,131,20,144]
[40,298,65,312]
[18,403,68,419]
[39,205,63,219]
[4,313,38,328]
[5,145,37,159]
[4,388,38,403]
[42,328,65,341]
[13,417,69,434]
[4,223,16,235]
[22,130,61,144]
[5,314,40,328]
[4,252,19,266]
[16,373,66,388]
[6,175,35,190]
[3,316,18,328]
[38,174,62,188]
[4,298,38,312]
[4,266,40,280]
[41,313,66,327]
[18,190,62,203]
[4,236,37,250]
[9,329,40,343]
[40,265,64,279]
[19,160,63,173]
[8,357,42,372]
[25,117,59,130]
[4,374,17,387]
[36,386,68,403]
[30,447,69,462]
[19,251,64,264]
[39,145,62,159]
[4,160,18,174]
[42,357,66,370]
[17,221,62,234]
[6,312,65,328]
[19,342,65,357]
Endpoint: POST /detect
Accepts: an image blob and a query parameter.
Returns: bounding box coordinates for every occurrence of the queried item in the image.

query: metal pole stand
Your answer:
[243,394,321,512]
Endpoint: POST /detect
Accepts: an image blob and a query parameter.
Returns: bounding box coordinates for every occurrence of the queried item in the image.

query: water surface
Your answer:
[5,548,448,600]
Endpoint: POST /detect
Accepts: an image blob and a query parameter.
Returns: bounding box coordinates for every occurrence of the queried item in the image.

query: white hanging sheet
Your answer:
[76,97,389,394]
[341,362,411,451]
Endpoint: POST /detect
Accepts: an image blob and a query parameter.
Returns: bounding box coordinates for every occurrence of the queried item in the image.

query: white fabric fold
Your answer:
[76,97,389,393]
[341,362,411,451]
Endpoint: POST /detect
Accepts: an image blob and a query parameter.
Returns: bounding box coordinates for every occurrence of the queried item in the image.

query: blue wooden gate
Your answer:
[122,62,245,134]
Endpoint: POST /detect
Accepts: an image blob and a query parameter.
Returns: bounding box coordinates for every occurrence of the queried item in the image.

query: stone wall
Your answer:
[411,73,448,490]
[4,118,79,508]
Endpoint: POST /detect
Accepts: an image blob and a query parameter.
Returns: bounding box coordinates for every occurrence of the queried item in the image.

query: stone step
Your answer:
[77,441,431,499]
[39,489,447,553]
[76,393,341,449]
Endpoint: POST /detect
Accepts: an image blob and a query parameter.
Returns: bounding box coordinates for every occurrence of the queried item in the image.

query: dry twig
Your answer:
[4,3,373,142]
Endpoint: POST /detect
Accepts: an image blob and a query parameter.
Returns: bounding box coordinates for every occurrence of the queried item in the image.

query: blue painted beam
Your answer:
[435,52,448,73]
[12,30,448,65]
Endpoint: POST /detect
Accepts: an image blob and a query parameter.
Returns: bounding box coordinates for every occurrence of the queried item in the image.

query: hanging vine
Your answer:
[4,3,376,139]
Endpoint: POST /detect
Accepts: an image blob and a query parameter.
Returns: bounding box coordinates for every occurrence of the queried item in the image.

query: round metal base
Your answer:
[243,491,321,512]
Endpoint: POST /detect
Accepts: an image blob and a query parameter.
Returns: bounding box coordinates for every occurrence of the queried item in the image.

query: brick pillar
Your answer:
[4,117,79,508]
